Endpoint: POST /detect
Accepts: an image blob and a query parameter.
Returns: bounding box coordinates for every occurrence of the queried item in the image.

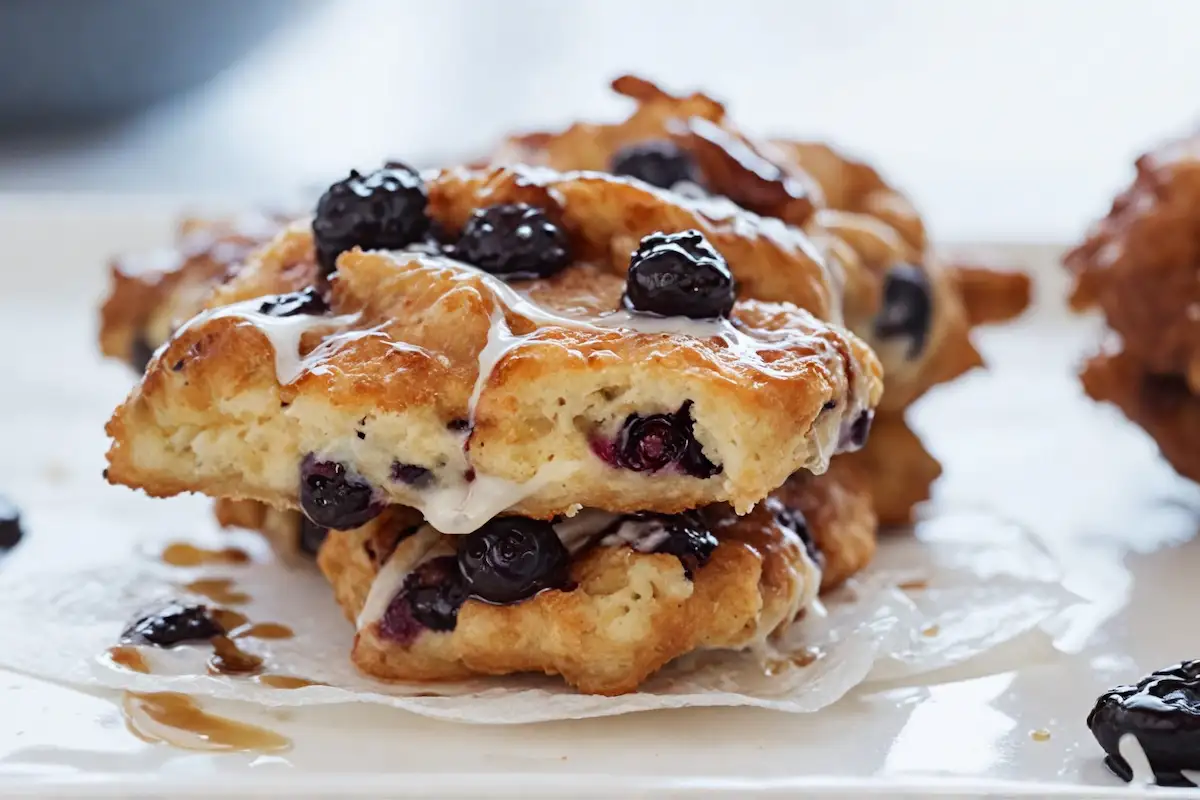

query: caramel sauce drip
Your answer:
[210,608,250,632]
[232,622,294,641]
[763,647,822,676]
[898,579,929,591]
[106,645,150,674]
[161,543,250,567]
[122,691,290,753]
[184,578,251,605]
[254,674,324,690]
[207,635,263,676]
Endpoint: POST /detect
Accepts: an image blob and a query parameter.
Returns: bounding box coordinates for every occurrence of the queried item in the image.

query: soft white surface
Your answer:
[0,209,1198,795]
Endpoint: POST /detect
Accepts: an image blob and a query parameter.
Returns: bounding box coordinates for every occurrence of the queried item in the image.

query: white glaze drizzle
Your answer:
[413,459,581,536]
[356,525,444,629]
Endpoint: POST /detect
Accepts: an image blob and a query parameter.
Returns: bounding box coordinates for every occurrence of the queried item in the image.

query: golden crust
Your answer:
[99,214,286,366]
[105,168,882,524]
[1080,349,1200,484]
[316,467,875,695]
[1065,134,1200,392]
[947,262,1033,327]
[839,412,942,527]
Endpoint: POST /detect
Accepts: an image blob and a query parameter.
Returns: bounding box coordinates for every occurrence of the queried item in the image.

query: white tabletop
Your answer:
[3,0,1199,243]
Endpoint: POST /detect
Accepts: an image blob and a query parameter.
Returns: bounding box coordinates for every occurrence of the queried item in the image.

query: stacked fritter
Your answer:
[1066,134,1200,484]
[98,76,1028,694]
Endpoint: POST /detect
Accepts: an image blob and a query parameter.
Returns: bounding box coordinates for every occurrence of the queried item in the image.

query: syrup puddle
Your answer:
[207,635,264,676]
[231,622,294,640]
[161,543,249,567]
[184,578,251,605]
[763,647,823,676]
[105,645,149,674]
[122,691,290,753]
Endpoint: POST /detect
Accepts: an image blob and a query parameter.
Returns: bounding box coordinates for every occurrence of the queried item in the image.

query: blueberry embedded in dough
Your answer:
[874,264,933,359]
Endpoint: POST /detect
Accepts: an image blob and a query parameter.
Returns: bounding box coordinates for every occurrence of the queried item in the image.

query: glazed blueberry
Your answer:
[765,497,822,567]
[875,264,932,359]
[454,203,570,278]
[601,511,717,579]
[597,401,722,478]
[298,518,329,557]
[1088,661,1200,786]
[839,410,874,453]
[459,517,570,604]
[121,601,224,647]
[624,230,735,319]
[0,495,22,550]
[312,162,429,275]
[299,455,383,530]
[379,556,467,644]
[390,461,433,489]
[610,140,701,190]
[258,287,329,318]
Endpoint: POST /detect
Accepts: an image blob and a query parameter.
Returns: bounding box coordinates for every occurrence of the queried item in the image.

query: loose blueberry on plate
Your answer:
[874,264,933,359]
[379,556,467,644]
[459,517,570,604]
[299,456,383,530]
[0,495,23,550]
[623,230,735,319]
[298,518,329,557]
[454,203,571,278]
[121,601,224,647]
[765,497,822,567]
[610,140,701,190]
[601,511,718,579]
[312,162,429,276]
[596,401,722,477]
[1088,661,1200,786]
[258,287,330,318]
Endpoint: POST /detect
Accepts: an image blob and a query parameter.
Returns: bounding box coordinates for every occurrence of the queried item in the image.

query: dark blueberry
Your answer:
[129,334,156,374]
[0,495,22,550]
[839,410,874,453]
[1088,661,1200,785]
[766,496,822,568]
[446,418,471,433]
[312,162,429,275]
[875,264,933,359]
[610,140,701,190]
[390,461,433,489]
[599,401,722,477]
[258,287,330,318]
[601,511,717,579]
[378,556,467,644]
[121,601,224,647]
[299,455,383,530]
[624,230,735,319]
[454,203,570,278]
[459,517,570,604]
[298,518,329,558]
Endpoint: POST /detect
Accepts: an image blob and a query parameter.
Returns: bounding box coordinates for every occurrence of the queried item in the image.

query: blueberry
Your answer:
[610,140,701,190]
[624,230,735,319]
[600,401,722,477]
[459,517,570,604]
[765,497,822,568]
[299,455,383,530]
[298,518,328,557]
[390,461,433,489]
[454,203,570,278]
[121,601,224,647]
[600,511,717,579]
[258,287,330,318]
[875,264,933,359]
[839,410,874,453]
[379,556,467,644]
[129,334,156,373]
[1088,661,1200,785]
[0,495,22,550]
[312,162,429,276]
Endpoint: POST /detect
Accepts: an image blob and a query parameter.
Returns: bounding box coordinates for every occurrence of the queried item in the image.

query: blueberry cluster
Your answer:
[593,401,721,478]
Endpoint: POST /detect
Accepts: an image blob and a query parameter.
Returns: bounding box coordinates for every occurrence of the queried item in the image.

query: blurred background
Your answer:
[1,0,1197,241]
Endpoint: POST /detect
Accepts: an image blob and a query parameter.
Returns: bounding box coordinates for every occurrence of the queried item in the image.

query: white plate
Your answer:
[1,200,1197,798]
